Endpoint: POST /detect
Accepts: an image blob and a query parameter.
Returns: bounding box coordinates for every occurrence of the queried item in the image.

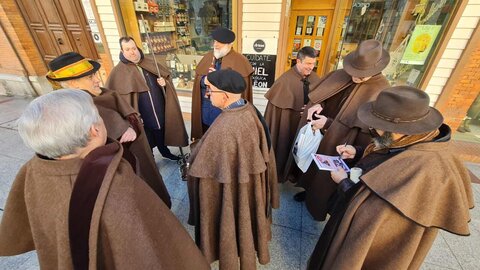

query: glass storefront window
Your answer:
[335,0,458,87]
[118,0,232,91]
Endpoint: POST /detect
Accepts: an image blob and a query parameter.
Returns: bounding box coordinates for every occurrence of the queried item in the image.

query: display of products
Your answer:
[144,32,174,53]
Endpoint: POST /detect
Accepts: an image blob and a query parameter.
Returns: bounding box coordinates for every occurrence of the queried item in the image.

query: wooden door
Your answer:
[16,0,98,63]
[286,10,333,76]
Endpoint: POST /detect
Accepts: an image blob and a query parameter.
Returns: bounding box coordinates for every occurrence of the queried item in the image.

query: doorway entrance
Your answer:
[286,10,333,76]
[283,0,352,77]
[15,0,99,64]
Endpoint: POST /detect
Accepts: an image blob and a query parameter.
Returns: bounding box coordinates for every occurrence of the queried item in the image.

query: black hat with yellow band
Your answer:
[46,52,100,81]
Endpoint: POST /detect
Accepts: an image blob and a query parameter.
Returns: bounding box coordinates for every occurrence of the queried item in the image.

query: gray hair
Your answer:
[17,89,100,159]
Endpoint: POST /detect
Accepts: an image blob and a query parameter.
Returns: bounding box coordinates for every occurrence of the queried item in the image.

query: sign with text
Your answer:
[244,54,277,89]
[243,37,277,91]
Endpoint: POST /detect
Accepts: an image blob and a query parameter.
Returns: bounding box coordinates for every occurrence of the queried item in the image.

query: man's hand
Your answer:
[331,167,348,184]
[157,77,166,87]
[307,104,323,121]
[119,127,137,143]
[311,115,328,130]
[336,144,356,159]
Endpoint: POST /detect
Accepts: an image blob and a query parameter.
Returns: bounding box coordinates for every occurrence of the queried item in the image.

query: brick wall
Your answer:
[0,0,47,76]
[436,36,480,130]
[0,21,23,76]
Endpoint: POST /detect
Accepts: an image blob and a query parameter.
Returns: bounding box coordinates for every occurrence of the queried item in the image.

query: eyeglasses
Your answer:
[368,127,381,138]
[206,86,225,95]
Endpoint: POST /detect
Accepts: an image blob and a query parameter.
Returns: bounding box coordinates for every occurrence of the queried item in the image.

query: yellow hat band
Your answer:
[47,59,94,80]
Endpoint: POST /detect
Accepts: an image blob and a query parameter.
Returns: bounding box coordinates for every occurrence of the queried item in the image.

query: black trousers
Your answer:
[144,127,173,157]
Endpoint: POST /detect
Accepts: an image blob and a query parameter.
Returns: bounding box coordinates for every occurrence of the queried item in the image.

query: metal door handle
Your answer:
[57,38,64,45]
[287,53,292,65]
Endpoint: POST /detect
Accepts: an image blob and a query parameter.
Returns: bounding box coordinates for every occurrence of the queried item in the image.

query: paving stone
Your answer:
[440,219,480,270]
[300,231,319,270]
[258,225,301,270]
[423,233,462,269]
[272,182,302,231]
[301,203,327,236]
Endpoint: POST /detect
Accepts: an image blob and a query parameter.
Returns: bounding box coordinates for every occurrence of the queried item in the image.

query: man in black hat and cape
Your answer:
[285,39,391,221]
[307,86,474,269]
[190,27,254,141]
[187,69,279,269]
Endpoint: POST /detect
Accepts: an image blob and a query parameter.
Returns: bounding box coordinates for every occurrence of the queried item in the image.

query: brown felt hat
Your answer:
[343,39,390,77]
[357,86,444,135]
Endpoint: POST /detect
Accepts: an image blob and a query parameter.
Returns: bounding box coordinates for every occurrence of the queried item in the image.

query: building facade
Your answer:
[1,0,479,136]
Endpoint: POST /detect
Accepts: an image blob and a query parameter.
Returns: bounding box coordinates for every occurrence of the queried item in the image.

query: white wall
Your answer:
[94,0,122,65]
[242,0,284,113]
[425,1,480,106]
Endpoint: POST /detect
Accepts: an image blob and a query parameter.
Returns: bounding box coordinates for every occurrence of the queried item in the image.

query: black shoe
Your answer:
[163,153,181,161]
[293,191,306,202]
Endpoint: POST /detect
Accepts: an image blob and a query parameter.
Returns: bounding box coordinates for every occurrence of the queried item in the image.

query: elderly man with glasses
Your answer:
[187,69,279,269]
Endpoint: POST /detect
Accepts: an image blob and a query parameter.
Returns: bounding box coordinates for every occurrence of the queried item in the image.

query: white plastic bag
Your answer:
[293,123,323,172]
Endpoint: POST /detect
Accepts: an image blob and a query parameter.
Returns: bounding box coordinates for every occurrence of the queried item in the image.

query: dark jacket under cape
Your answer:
[187,103,279,270]
[264,68,321,181]
[285,69,390,221]
[91,88,171,207]
[0,141,210,269]
[106,54,189,147]
[308,128,474,269]
[191,49,254,141]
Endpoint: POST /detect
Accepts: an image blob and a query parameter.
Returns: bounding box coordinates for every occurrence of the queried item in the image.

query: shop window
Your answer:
[335,0,458,87]
[118,0,232,91]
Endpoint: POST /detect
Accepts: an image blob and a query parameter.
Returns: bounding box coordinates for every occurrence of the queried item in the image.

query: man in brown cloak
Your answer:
[0,90,210,270]
[191,27,254,141]
[46,52,171,207]
[307,86,474,270]
[187,69,279,269]
[287,39,391,221]
[264,46,322,181]
[106,37,188,160]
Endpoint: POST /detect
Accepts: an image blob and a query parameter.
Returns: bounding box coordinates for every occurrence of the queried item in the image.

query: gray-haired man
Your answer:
[0,89,209,270]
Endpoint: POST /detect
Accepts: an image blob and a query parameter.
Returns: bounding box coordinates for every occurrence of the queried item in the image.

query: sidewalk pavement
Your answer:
[0,95,479,270]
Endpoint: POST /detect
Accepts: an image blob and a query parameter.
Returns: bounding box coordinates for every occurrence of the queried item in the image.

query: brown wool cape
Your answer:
[0,141,210,270]
[105,55,189,147]
[191,49,254,141]
[285,69,390,221]
[187,103,279,270]
[309,140,474,270]
[264,68,321,181]
[92,88,171,207]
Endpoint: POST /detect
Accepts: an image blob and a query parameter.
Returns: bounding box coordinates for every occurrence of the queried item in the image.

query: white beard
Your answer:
[213,45,231,59]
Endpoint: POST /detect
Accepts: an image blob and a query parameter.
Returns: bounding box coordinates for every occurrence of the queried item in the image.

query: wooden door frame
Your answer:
[276,0,346,79]
[14,0,100,64]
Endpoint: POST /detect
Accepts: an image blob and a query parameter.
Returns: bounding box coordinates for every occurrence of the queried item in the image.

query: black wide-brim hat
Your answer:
[46,52,100,81]
[211,27,235,44]
[343,39,390,78]
[358,86,443,135]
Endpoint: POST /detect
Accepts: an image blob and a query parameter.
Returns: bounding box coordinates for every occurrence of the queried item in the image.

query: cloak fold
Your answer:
[93,89,171,207]
[285,70,390,221]
[106,55,189,147]
[264,68,321,181]
[0,141,210,270]
[187,103,279,269]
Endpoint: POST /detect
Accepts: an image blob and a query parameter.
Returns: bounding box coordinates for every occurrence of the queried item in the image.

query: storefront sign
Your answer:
[244,54,277,89]
[81,0,103,44]
[253,39,266,53]
[243,37,277,90]
[401,25,441,65]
